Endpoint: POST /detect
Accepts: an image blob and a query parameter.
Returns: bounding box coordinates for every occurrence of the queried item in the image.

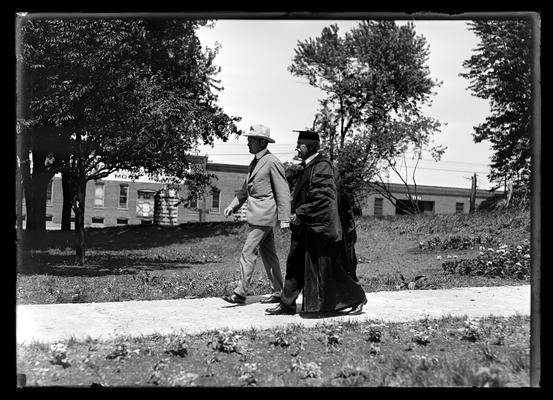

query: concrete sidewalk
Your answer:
[16,285,531,344]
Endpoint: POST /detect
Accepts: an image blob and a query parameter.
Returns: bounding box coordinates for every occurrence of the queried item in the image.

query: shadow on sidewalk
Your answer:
[219,295,266,308]
[298,309,363,319]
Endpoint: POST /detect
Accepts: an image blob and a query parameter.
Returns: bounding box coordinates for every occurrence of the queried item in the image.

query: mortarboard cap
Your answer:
[293,130,320,141]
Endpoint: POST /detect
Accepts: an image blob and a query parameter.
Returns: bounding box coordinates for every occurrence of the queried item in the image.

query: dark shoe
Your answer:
[222,293,246,305]
[265,303,296,315]
[348,298,368,315]
[260,295,281,304]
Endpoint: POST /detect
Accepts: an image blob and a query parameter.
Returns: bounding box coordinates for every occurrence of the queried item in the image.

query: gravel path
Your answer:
[16,285,531,344]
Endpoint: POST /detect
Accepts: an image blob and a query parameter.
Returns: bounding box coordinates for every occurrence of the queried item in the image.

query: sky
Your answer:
[195,19,495,190]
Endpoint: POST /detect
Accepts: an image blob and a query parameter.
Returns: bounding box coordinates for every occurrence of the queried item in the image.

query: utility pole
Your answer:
[469,173,477,213]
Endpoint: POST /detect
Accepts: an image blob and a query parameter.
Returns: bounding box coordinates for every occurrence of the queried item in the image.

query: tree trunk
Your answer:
[61,171,73,231]
[15,162,24,232]
[73,178,87,265]
[351,195,363,216]
[23,171,50,231]
[19,142,55,231]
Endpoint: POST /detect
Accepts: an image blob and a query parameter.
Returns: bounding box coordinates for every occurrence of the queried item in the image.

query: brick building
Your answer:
[24,159,501,229]
[36,160,251,229]
[361,182,500,217]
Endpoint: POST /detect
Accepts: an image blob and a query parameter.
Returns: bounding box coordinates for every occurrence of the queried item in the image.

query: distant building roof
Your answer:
[207,163,249,174]
[369,182,502,198]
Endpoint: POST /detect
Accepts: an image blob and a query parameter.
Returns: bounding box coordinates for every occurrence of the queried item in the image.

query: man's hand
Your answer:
[223,206,234,217]
[289,214,300,226]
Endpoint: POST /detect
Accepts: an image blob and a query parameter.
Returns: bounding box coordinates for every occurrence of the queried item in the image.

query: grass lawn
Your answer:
[16,209,532,387]
[16,314,530,387]
[16,209,531,305]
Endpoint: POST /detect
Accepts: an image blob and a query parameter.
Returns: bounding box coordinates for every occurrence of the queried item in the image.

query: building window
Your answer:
[189,195,204,211]
[46,180,53,205]
[456,202,464,213]
[116,218,128,225]
[91,217,104,224]
[210,188,221,212]
[374,198,383,217]
[119,184,129,209]
[419,201,435,214]
[45,214,53,222]
[396,200,435,215]
[94,182,105,208]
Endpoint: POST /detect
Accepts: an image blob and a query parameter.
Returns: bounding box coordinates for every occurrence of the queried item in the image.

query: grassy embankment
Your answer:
[17,208,530,304]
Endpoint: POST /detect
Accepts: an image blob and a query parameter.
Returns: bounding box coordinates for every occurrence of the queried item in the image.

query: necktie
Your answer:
[250,157,258,174]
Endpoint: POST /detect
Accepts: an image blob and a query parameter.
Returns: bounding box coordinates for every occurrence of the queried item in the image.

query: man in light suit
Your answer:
[222,124,291,305]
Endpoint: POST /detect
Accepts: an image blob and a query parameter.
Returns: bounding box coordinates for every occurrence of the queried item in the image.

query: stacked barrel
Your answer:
[154,189,179,226]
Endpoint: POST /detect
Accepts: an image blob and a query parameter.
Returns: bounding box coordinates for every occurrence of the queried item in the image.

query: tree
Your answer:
[365,114,445,214]
[17,17,241,264]
[289,21,443,214]
[459,19,534,207]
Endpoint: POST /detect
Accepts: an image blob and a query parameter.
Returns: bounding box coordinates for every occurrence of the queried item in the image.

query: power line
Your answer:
[205,158,489,174]
[203,152,491,168]
[201,149,491,167]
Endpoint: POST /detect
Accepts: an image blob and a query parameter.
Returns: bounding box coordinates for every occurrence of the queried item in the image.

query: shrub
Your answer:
[418,235,498,251]
[442,240,530,280]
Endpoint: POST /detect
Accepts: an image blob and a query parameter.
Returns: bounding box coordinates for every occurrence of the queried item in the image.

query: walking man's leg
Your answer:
[258,227,284,298]
[223,225,266,304]
[234,225,268,297]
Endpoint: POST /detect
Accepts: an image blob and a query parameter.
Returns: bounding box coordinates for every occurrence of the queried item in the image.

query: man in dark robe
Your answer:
[266,130,367,315]
[336,173,359,282]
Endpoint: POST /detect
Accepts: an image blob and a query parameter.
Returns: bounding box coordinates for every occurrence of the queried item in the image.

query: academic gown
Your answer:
[292,154,366,312]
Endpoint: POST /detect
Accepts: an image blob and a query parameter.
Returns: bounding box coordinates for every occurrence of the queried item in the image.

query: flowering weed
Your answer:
[238,363,258,386]
[49,342,71,368]
[418,235,498,251]
[209,329,243,353]
[105,342,129,360]
[363,324,384,343]
[442,240,530,280]
[460,317,483,342]
[291,359,322,379]
[164,335,188,357]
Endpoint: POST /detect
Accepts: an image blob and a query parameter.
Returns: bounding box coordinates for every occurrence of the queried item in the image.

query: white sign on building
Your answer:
[104,170,180,184]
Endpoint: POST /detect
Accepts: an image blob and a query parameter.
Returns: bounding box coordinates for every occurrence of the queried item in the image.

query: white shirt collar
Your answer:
[255,148,269,159]
[304,152,319,166]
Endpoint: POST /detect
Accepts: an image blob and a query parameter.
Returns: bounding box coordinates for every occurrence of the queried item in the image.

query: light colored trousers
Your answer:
[233,224,284,298]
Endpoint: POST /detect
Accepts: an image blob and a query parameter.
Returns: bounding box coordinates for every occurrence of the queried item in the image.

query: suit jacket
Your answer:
[228,151,291,227]
[292,154,342,243]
